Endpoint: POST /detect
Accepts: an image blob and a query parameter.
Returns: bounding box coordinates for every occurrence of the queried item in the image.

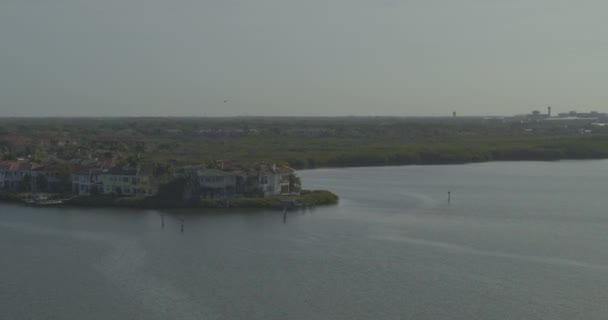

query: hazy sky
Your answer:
[1,0,607,117]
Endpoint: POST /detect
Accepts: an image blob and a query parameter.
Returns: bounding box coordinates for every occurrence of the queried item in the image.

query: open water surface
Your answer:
[3,161,608,319]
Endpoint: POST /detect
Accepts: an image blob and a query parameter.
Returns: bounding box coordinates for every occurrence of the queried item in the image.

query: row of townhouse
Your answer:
[0,160,153,197]
[0,159,300,199]
[0,160,62,192]
[73,162,300,199]
[72,167,157,197]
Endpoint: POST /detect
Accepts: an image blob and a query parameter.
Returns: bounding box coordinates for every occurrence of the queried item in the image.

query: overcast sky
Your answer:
[1,0,607,117]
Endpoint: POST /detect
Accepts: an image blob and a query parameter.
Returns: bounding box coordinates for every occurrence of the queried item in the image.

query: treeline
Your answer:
[4,117,608,172]
[282,137,608,169]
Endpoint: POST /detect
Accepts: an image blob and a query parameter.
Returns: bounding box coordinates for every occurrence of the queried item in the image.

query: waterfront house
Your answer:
[71,168,104,195]
[0,160,44,191]
[100,167,156,197]
[249,164,300,197]
[276,166,300,195]
[195,169,238,198]
[175,165,238,199]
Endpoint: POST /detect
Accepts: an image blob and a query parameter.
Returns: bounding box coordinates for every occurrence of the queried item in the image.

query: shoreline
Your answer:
[295,155,608,171]
[0,190,339,211]
[2,157,606,210]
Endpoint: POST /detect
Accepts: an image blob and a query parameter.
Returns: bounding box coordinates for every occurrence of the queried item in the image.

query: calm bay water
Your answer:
[3,161,608,319]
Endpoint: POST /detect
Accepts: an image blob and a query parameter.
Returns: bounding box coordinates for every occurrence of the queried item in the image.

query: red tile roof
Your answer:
[0,161,44,171]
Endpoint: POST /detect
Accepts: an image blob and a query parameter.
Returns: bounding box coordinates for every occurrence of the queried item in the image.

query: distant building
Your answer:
[72,168,103,195]
[164,129,183,135]
[527,110,549,120]
[543,117,598,122]
[100,167,155,197]
[555,110,606,120]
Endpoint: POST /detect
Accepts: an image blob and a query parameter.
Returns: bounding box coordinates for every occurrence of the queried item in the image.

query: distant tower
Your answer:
[548,106,552,117]
[453,111,457,118]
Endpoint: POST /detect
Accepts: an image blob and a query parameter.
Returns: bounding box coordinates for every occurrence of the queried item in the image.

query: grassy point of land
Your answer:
[11,190,339,210]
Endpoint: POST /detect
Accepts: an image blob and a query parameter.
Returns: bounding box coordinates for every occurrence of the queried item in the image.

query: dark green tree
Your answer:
[153,163,173,178]
[35,174,48,192]
[52,163,73,193]
[122,154,143,168]
[289,174,301,193]
[90,185,101,195]
[18,174,33,192]
[2,153,17,160]
[157,177,191,201]
[32,149,48,162]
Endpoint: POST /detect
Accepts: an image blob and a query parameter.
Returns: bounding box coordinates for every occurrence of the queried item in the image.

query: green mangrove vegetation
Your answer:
[2,116,608,171]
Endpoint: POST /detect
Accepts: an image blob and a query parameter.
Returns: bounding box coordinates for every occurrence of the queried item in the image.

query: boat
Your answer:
[24,195,65,207]
[30,199,64,207]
